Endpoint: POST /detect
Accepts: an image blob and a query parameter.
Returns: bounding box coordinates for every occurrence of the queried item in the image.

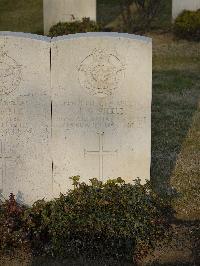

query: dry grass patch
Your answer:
[150,33,200,71]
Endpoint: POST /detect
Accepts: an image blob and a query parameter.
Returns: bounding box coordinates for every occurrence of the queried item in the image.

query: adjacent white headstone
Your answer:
[51,33,152,196]
[0,32,52,204]
[43,0,97,35]
[172,0,200,20]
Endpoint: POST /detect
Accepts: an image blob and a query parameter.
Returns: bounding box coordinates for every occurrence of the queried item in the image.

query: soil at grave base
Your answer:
[141,223,199,266]
[0,249,31,266]
[0,224,198,266]
[0,254,134,266]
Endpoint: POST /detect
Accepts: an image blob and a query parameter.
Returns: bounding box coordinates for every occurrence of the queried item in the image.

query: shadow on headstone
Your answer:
[16,190,25,205]
[0,189,3,201]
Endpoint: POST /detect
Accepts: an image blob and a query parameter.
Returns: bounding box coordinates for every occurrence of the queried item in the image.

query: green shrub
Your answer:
[0,178,173,262]
[23,177,173,262]
[119,0,162,33]
[22,199,52,255]
[174,9,200,41]
[48,17,103,37]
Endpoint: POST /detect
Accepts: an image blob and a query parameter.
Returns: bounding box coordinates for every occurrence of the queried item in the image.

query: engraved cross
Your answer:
[0,140,12,190]
[84,132,118,180]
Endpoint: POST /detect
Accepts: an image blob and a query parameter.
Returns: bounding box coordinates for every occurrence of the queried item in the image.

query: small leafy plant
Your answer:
[24,177,173,262]
[0,193,28,252]
[174,9,200,41]
[48,17,103,37]
[0,177,173,263]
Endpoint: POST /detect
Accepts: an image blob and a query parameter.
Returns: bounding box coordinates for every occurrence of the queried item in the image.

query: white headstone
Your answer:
[172,0,200,20]
[0,32,152,203]
[0,32,52,204]
[51,33,152,196]
[43,0,97,35]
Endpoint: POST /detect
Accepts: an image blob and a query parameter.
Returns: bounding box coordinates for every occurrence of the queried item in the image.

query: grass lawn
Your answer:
[151,33,200,220]
[0,0,43,34]
[0,0,199,265]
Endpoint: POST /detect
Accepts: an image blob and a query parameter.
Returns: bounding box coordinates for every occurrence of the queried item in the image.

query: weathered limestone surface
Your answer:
[51,33,152,196]
[0,32,52,204]
[43,0,96,35]
[172,0,200,19]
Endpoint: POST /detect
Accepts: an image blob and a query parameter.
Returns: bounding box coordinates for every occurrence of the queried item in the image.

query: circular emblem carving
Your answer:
[78,49,125,98]
[0,50,22,95]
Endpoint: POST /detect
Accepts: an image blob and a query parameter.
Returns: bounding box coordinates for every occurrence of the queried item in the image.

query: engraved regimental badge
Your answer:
[0,44,22,95]
[78,49,125,98]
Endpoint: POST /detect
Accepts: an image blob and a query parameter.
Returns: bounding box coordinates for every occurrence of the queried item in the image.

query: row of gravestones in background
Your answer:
[43,0,200,34]
[0,32,152,205]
